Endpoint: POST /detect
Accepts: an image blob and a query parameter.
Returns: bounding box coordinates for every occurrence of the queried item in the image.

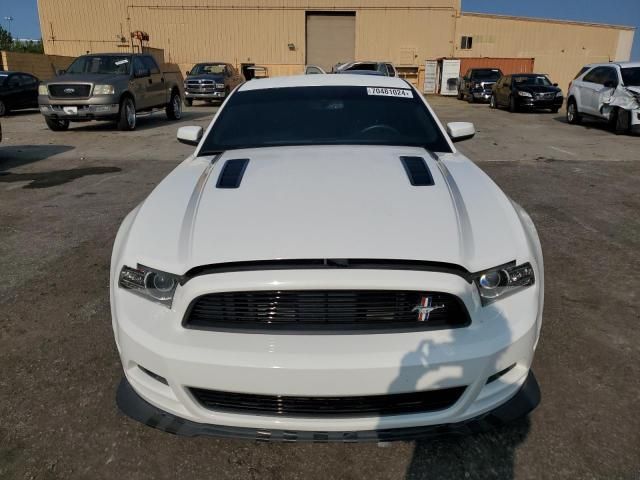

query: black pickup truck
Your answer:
[38,53,184,131]
[457,68,503,103]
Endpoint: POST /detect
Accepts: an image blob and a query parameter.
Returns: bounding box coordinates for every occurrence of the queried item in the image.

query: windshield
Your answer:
[471,70,501,80]
[621,67,640,87]
[191,64,226,75]
[66,55,132,75]
[513,75,552,86]
[199,86,451,154]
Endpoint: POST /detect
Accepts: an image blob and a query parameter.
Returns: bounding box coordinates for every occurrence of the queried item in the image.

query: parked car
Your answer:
[490,73,563,113]
[112,75,543,441]
[304,65,326,75]
[38,53,184,131]
[184,62,244,106]
[334,61,397,77]
[567,61,640,135]
[0,71,39,116]
[457,68,502,103]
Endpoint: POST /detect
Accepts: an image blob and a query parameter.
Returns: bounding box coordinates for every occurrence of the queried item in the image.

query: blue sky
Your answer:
[1,0,638,59]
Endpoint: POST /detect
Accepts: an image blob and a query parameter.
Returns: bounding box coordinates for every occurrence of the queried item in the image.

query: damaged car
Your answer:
[567,62,640,135]
[111,75,543,441]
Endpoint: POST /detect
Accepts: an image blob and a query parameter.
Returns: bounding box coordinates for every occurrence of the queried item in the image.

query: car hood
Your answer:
[186,74,225,82]
[125,146,528,275]
[517,85,561,94]
[47,73,127,84]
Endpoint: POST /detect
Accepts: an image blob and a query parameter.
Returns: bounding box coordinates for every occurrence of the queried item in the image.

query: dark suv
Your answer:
[458,68,503,103]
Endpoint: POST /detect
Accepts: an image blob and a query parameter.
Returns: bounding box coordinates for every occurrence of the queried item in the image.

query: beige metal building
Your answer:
[36,0,635,91]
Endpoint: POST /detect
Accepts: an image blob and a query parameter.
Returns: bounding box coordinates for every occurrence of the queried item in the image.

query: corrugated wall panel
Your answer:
[456,13,634,90]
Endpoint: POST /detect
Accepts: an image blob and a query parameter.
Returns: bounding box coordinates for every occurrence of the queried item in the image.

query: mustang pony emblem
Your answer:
[412,296,445,322]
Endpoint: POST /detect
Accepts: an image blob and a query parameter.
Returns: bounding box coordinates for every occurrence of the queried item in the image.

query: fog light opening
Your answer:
[486,363,516,384]
[138,365,168,385]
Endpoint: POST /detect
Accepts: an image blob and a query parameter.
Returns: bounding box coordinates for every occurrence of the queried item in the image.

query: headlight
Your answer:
[555,91,563,97]
[38,84,48,95]
[119,265,180,307]
[474,262,535,305]
[517,91,532,97]
[216,83,225,89]
[93,84,115,95]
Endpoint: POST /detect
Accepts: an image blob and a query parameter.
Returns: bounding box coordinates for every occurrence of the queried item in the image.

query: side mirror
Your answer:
[134,68,150,78]
[177,126,203,146]
[553,83,558,87]
[446,122,475,143]
[186,70,191,76]
[57,69,66,76]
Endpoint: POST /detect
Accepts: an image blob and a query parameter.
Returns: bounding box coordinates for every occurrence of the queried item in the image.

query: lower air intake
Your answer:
[189,386,466,417]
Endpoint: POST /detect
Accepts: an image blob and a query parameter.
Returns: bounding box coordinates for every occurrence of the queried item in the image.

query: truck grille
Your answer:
[183,290,470,332]
[189,385,466,417]
[48,84,92,98]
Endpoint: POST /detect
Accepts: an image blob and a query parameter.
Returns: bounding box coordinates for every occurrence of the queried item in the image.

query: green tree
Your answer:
[12,39,44,54]
[0,25,12,50]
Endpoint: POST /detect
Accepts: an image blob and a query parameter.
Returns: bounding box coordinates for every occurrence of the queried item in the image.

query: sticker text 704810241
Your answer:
[366,87,413,99]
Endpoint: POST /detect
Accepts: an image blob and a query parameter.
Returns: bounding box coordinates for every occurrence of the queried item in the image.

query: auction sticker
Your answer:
[366,87,413,98]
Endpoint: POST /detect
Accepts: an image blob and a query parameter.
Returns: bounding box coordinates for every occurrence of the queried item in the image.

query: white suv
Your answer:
[566,62,640,135]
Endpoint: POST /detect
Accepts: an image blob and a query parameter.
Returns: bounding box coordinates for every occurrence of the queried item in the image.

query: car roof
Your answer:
[239,74,410,91]
[584,61,640,69]
[78,52,134,56]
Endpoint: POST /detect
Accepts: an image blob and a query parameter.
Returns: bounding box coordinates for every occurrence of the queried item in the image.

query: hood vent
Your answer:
[400,156,434,186]
[216,159,249,188]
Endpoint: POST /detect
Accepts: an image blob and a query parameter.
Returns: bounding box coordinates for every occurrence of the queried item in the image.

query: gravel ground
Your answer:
[0,97,638,480]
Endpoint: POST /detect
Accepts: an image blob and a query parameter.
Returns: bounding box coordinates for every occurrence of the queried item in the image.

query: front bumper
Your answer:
[185,90,226,100]
[471,90,492,102]
[39,103,119,120]
[516,96,563,109]
[112,268,542,435]
[116,370,540,441]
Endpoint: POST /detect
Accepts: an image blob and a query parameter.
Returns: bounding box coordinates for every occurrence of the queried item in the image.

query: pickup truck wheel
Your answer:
[0,100,7,117]
[566,100,581,124]
[457,90,463,100]
[614,108,631,135]
[117,98,136,131]
[185,98,193,107]
[166,92,182,120]
[45,117,70,131]
[509,96,517,113]
[489,95,497,109]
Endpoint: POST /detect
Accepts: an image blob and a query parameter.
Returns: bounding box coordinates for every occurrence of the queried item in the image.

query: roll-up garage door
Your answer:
[306,12,356,72]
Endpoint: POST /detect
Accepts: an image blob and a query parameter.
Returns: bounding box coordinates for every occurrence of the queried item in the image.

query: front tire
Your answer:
[117,97,136,131]
[45,117,70,131]
[166,92,182,120]
[0,99,7,117]
[614,108,631,135]
[490,95,497,109]
[566,100,581,124]
[457,89,463,100]
[509,96,517,113]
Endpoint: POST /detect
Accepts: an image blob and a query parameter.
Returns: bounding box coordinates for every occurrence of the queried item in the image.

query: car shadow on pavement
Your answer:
[380,299,533,480]
[405,418,530,479]
[0,145,75,171]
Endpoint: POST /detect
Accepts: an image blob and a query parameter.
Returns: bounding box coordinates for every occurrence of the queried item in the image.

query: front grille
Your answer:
[48,84,92,98]
[183,290,470,332]
[189,385,466,417]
